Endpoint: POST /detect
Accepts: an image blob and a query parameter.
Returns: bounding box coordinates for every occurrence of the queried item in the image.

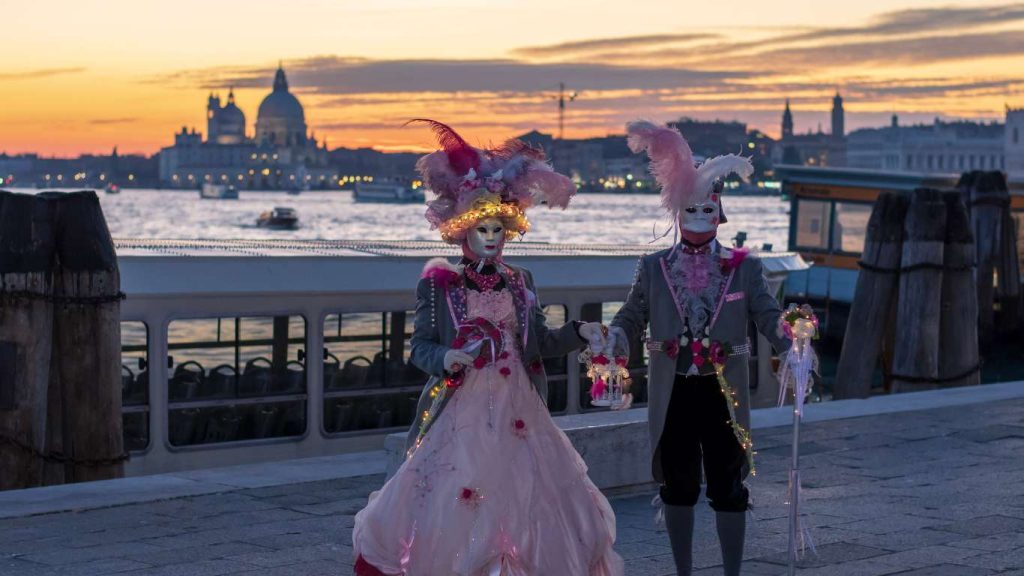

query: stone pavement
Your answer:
[2,396,1024,576]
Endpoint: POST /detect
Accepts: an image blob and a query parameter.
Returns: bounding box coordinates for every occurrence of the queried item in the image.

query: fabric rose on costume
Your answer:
[529,358,543,374]
[693,354,706,367]
[512,418,528,438]
[709,342,726,365]
[458,487,483,508]
[499,366,511,377]
[473,356,487,370]
[592,354,610,366]
[664,338,680,359]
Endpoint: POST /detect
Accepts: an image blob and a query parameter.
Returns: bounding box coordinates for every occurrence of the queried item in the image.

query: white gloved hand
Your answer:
[444,348,475,373]
[578,322,607,351]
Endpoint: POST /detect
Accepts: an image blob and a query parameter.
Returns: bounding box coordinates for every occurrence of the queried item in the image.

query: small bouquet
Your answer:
[780,303,819,341]
[580,339,633,410]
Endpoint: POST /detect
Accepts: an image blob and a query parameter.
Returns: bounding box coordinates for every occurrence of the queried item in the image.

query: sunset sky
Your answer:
[2,0,1023,157]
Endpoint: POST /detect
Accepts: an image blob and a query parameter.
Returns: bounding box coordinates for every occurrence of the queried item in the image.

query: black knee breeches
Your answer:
[657,373,749,512]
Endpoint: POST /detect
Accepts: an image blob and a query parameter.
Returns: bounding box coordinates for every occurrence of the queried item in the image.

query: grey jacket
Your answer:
[405,261,584,453]
[612,243,790,481]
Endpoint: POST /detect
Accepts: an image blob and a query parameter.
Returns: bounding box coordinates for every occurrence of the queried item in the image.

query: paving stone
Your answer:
[4,395,1024,575]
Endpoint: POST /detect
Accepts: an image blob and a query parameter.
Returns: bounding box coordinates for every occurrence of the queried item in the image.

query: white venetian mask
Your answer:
[466,217,505,259]
[680,199,721,234]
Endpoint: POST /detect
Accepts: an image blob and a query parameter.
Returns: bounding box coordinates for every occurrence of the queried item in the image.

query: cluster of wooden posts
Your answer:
[835,171,1021,399]
[0,190,124,490]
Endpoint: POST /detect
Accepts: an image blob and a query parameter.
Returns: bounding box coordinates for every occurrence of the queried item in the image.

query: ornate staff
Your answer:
[777,304,819,575]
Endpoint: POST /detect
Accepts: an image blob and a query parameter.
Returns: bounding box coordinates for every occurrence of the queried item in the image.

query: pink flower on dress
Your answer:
[499,366,511,377]
[614,356,628,367]
[693,354,706,367]
[458,487,483,508]
[691,341,703,353]
[473,356,487,369]
[451,336,467,348]
[498,351,510,360]
[592,354,610,365]
[512,418,528,438]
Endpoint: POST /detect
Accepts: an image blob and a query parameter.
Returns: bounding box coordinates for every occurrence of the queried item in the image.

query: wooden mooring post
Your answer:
[937,191,980,388]
[0,190,124,490]
[892,188,947,392]
[966,171,1021,343]
[0,192,55,490]
[834,191,908,399]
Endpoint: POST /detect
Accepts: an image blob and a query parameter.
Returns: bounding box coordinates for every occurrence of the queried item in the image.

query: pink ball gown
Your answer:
[353,288,623,576]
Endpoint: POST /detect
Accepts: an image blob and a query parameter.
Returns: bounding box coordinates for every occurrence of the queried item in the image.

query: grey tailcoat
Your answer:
[404,261,584,454]
[611,244,790,482]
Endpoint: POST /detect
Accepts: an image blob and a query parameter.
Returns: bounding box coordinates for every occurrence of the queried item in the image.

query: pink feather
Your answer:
[513,168,576,209]
[421,258,462,288]
[406,119,481,176]
[627,121,698,218]
[722,247,749,271]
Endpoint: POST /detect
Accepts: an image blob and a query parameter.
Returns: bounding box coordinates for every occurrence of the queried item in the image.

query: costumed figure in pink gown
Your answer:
[352,120,624,576]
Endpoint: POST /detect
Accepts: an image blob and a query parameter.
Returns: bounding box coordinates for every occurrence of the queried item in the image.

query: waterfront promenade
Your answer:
[2,384,1024,575]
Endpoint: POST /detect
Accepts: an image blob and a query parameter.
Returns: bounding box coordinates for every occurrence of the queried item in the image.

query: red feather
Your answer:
[405,118,480,176]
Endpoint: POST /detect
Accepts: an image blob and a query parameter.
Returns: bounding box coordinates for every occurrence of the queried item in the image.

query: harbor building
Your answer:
[157,65,334,190]
[846,116,1004,173]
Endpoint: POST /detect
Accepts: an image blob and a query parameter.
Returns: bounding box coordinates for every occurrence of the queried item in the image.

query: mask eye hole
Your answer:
[703,207,715,214]
[476,227,487,234]
[685,206,697,214]
[493,227,503,234]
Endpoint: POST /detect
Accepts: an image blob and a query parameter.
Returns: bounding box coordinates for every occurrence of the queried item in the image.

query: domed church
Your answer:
[256,67,307,147]
[159,64,333,190]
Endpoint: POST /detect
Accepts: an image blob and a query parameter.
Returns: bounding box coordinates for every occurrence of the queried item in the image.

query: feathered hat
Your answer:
[410,119,577,244]
[626,120,753,225]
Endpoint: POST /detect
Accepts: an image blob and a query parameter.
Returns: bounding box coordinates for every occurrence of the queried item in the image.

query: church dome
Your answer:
[257,67,305,122]
[219,101,245,126]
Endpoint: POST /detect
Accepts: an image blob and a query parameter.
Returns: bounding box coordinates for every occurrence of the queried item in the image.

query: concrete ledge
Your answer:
[3,380,1022,520]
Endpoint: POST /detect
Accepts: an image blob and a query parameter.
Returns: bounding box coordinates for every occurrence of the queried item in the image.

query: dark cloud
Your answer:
[760,30,1024,67]
[162,57,746,95]
[514,33,722,58]
[0,67,85,80]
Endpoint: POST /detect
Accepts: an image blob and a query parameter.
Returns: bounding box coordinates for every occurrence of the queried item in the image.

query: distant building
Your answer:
[776,94,847,167]
[1006,107,1024,182]
[0,149,157,188]
[158,65,333,190]
[846,117,1004,173]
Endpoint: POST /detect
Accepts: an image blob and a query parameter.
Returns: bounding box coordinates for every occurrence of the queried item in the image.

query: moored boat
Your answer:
[353,182,425,203]
[200,183,239,199]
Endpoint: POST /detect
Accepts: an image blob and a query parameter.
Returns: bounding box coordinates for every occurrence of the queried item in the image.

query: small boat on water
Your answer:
[257,207,299,230]
[353,182,425,203]
[200,183,239,199]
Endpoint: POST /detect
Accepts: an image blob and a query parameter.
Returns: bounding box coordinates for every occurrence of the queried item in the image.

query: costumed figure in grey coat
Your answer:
[352,120,624,576]
[610,121,792,576]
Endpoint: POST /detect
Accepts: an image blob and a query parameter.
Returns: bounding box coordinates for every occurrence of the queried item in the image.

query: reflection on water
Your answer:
[11,188,790,249]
